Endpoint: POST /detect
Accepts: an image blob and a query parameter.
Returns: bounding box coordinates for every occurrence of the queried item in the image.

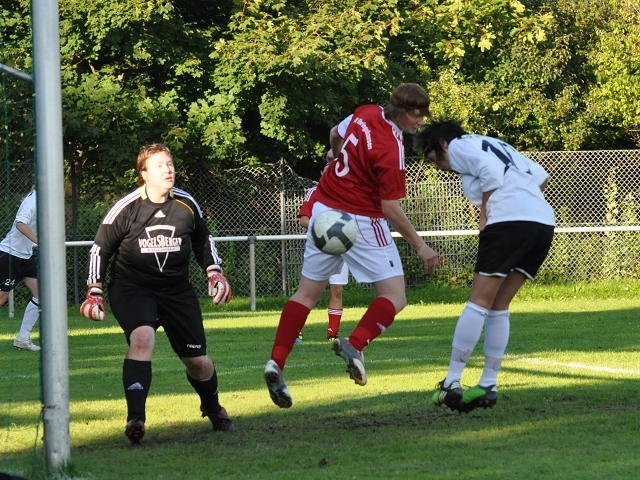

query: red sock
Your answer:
[349,297,396,351]
[271,300,310,370]
[327,308,343,337]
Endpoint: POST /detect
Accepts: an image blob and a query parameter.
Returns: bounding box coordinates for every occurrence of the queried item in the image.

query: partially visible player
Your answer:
[297,149,350,342]
[414,118,555,412]
[81,143,234,444]
[264,83,440,409]
[0,189,41,352]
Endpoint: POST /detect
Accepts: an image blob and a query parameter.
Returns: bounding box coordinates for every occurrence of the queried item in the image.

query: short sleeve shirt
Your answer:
[448,135,555,226]
[314,105,406,218]
[298,186,318,218]
[0,190,37,259]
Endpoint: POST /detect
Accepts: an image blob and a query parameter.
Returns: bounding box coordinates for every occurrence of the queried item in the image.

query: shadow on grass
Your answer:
[6,378,640,480]
[2,299,640,479]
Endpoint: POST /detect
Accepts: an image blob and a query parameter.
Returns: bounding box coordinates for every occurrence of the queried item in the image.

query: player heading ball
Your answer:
[414,118,555,413]
[263,83,440,409]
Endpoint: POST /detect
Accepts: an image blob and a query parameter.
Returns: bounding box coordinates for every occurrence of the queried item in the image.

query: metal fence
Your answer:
[4,149,640,307]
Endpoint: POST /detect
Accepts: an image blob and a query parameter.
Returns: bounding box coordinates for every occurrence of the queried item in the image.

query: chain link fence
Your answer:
[4,148,640,305]
[35,150,640,303]
[6,65,640,305]
[4,64,640,303]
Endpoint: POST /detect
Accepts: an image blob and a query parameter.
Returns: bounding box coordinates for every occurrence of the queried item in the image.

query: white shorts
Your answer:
[329,262,349,285]
[302,202,404,284]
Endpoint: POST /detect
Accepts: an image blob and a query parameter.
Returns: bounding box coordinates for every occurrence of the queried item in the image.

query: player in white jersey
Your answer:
[414,119,555,412]
[263,83,439,409]
[0,190,41,352]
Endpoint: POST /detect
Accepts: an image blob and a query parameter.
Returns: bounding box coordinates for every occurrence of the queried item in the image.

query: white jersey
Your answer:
[0,190,38,259]
[448,135,555,227]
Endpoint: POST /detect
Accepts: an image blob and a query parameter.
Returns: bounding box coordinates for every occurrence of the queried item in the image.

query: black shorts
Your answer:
[108,279,207,358]
[475,221,554,280]
[0,252,37,291]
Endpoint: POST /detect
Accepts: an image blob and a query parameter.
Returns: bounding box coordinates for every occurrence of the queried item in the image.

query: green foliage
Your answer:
[587,1,640,139]
[402,0,550,70]
[2,0,640,189]
[0,0,32,71]
[198,0,405,164]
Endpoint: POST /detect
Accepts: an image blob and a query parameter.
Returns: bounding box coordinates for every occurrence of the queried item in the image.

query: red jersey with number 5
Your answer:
[314,105,406,218]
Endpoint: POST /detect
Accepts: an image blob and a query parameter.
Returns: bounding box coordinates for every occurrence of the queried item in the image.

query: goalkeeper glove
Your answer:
[80,286,106,321]
[207,266,232,305]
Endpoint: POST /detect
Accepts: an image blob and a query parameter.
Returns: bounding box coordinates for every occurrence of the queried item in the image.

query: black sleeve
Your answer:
[86,205,128,285]
[190,199,222,273]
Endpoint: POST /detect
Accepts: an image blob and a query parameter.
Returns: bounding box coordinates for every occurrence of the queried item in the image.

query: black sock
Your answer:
[187,370,220,416]
[123,359,152,422]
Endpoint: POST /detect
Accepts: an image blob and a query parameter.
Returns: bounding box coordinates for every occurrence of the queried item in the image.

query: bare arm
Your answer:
[539,177,549,192]
[16,222,37,244]
[479,189,497,232]
[299,215,310,229]
[381,199,439,274]
[329,125,344,160]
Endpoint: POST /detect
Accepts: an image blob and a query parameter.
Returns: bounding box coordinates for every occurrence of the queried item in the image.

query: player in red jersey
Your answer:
[297,149,350,343]
[264,83,440,408]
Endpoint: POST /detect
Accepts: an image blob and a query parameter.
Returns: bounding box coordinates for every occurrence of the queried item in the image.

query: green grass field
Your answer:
[1,282,640,479]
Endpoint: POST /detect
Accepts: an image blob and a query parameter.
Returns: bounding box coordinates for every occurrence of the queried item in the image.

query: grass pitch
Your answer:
[1,282,640,479]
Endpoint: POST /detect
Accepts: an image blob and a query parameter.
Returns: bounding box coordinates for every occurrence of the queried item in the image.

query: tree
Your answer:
[587,0,640,147]
[2,0,638,193]
[190,0,407,170]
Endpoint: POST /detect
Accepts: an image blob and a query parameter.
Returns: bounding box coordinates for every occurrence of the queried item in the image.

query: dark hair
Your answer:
[384,83,431,121]
[413,118,467,159]
[136,143,172,187]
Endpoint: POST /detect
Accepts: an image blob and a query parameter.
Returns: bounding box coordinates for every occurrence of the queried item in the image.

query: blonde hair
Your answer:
[136,143,172,187]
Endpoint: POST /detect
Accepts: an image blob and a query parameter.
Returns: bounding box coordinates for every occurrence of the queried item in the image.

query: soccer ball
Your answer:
[310,209,357,255]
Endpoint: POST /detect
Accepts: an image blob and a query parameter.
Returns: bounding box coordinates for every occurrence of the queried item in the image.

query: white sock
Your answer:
[479,309,510,387]
[17,297,40,341]
[444,302,488,387]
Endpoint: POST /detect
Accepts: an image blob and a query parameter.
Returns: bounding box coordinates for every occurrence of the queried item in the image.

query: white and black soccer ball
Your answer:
[310,209,357,255]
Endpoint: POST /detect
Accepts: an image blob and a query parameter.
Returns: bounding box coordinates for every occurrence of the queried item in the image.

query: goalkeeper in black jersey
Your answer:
[81,143,234,444]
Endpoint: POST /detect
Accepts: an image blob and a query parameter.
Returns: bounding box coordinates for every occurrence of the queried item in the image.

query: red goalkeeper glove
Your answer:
[207,266,232,305]
[80,287,106,321]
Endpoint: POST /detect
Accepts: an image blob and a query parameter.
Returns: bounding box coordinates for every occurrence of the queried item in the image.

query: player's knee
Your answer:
[184,355,213,379]
[128,326,155,353]
[383,293,406,313]
[396,295,407,312]
[291,288,322,309]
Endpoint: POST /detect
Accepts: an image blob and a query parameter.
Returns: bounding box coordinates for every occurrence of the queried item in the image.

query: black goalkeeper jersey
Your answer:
[87,187,221,289]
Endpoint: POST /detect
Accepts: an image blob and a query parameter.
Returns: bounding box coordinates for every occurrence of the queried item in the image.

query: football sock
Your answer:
[271,300,310,370]
[123,359,152,422]
[17,297,39,341]
[187,369,220,415]
[349,296,396,351]
[479,309,510,387]
[444,302,488,386]
[327,308,342,337]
